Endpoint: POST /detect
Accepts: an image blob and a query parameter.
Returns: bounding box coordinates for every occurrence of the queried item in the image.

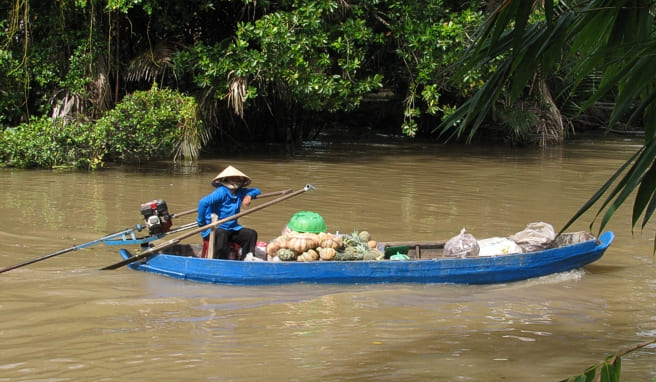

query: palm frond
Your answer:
[442,0,656,233]
[226,71,247,118]
[560,147,642,234]
[124,42,177,84]
[439,2,573,141]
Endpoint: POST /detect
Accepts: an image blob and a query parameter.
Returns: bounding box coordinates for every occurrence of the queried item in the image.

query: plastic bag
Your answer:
[255,241,268,260]
[444,228,480,258]
[509,222,555,253]
[390,254,410,261]
[243,253,265,262]
[478,237,523,257]
[554,231,596,247]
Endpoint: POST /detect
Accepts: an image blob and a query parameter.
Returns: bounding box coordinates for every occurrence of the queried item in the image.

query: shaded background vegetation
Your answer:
[0,0,634,169]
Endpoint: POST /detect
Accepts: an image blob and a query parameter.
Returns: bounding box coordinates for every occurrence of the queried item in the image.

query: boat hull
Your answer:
[119,231,614,285]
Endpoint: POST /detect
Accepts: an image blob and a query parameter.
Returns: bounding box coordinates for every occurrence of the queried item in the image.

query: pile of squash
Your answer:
[266,230,383,262]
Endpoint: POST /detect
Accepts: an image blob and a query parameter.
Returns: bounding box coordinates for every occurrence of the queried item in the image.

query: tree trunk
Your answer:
[534,75,565,146]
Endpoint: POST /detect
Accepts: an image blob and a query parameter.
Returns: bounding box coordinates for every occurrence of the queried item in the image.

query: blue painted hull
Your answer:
[119,231,614,285]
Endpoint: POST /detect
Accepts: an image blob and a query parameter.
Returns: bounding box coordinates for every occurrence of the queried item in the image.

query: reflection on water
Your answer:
[1,134,655,381]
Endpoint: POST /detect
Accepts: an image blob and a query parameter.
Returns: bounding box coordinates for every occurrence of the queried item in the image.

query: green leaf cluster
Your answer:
[389,3,485,136]
[190,0,385,114]
[562,338,656,381]
[562,355,621,382]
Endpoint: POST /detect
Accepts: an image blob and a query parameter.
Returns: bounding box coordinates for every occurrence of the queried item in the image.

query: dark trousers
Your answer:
[213,228,257,260]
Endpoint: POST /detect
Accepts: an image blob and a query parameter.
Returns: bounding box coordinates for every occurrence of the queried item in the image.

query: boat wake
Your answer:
[523,269,586,286]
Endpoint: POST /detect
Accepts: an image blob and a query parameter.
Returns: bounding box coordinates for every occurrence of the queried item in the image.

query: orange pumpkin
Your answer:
[318,247,336,261]
[287,233,320,253]
[319,234,344,250]
[267,237,287,256]
[297,249,319,262]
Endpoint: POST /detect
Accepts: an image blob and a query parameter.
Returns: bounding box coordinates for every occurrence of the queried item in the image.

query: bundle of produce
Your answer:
[334,231,383,261]
[266,231,345,262]
[266,230,383,261]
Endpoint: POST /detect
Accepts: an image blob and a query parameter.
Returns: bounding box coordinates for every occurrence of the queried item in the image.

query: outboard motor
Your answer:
[139,199,172,235]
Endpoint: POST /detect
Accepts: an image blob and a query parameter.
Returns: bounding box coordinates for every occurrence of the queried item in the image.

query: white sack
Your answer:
[478,237,523,257]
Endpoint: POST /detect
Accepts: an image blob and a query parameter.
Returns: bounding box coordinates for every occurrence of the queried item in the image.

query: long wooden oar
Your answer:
[101,184,315,270]
[256,189,294,199]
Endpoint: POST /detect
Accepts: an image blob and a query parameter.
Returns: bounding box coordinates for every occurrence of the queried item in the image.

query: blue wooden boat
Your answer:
[115,231,614,285]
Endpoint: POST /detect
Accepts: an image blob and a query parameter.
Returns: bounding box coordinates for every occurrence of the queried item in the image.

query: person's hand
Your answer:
[242,195,252,207]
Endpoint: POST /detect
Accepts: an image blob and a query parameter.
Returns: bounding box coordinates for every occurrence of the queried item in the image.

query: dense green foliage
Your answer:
[0,0,491,168]
[4,0,649,169]
[0,117,103,169]
[0,87,203,168]
[97,86,204,163]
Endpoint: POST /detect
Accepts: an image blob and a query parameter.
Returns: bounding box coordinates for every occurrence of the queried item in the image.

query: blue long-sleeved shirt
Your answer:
[197,185,261,238]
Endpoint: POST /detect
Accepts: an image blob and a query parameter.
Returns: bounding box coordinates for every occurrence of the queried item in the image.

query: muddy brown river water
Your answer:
[1,134,655,381]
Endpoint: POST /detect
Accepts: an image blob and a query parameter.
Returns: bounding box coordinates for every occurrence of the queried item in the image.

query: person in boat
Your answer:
[197,165,261,260]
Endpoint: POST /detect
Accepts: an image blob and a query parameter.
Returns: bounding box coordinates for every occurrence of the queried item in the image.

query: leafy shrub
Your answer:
[0,86,203,169]
[95,85,203,163]
[0,117,105,169]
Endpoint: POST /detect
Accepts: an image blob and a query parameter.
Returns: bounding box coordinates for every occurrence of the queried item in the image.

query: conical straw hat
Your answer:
[211,165,252,187]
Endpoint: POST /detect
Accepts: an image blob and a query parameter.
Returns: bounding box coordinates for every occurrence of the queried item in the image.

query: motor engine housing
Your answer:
[139,199,172,235]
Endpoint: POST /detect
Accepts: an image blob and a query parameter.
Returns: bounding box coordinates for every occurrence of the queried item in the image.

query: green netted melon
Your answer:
[277,248,297,261]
